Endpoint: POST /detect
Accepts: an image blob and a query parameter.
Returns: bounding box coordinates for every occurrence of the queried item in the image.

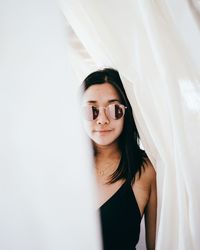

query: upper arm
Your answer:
[144,162,157,250]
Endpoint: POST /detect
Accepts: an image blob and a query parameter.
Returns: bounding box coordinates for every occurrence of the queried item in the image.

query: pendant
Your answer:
[98,169,105,176]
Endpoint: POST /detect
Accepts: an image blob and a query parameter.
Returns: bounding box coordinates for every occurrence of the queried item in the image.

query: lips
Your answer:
[96,130,111,132]
[94,129,113,136]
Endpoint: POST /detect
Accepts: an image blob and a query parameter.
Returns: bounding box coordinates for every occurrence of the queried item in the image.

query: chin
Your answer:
[93,137,118,147]
[95,142,112,146]
[91,130,122,147]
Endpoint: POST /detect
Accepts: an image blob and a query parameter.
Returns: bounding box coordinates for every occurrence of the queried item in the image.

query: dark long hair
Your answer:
[81,68,146,184]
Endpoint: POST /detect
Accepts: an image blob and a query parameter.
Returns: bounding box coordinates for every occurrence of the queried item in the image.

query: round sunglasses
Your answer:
[82,103,127,121]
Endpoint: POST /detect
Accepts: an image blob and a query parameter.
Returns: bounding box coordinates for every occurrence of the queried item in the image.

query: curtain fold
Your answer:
[62,0,200,249]
[0,0,101,249]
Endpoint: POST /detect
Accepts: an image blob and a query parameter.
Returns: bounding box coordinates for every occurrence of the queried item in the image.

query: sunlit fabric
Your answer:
[0,0,101,249]
[62,0,200,249]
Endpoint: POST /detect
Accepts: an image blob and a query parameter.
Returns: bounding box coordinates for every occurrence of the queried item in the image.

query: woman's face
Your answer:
[82,83,125,147]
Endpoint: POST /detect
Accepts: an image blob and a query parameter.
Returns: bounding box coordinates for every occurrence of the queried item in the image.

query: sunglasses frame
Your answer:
[83,103,127,121]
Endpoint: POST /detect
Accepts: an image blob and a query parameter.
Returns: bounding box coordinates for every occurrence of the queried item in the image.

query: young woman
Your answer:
[81,68,157,250]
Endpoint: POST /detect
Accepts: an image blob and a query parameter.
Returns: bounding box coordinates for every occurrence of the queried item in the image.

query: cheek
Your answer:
[115,119,124,135]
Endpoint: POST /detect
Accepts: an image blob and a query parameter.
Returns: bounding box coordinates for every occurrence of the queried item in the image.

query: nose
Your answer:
[96,107,109,125]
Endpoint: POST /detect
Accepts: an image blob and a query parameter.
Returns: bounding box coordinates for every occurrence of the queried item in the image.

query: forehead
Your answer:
[83,83,121,103]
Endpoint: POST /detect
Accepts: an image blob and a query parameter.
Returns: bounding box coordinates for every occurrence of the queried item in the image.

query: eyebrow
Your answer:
[86,99,120,104]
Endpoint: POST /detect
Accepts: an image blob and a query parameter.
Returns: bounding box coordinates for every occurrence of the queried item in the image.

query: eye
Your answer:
[91,106,99,120]
[113,104,123,119]
[82,106,99,121]
[107,103,125,120]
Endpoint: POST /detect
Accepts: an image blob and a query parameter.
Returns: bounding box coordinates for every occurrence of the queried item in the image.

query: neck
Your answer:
[94,142,121,160]
[94,143,122,181]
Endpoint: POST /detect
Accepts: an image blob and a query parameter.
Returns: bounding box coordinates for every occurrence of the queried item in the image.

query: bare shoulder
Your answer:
[142,158,157,250]
[143,158,156,181]
[132,157,156,216]
[135,157,156,186]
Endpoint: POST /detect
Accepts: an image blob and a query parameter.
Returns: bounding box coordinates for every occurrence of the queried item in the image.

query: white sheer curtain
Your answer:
[62,0,200,249]
[0,0,101,249]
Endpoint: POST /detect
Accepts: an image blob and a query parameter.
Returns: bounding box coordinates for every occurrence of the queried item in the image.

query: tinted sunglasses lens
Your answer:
[108,104,124,120]
[83,106,99,120]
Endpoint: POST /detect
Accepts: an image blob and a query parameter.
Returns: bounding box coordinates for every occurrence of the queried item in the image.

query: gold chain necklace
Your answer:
[96,168,106,176]
[95,157,121,177]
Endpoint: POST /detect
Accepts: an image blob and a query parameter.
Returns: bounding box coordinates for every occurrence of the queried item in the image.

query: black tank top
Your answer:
[99,180,142,250]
